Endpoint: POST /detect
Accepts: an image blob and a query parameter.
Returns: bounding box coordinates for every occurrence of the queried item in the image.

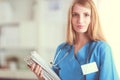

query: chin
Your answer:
[77,30,87,33]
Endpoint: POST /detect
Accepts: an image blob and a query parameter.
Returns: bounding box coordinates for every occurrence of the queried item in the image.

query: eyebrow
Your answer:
[72,10,91,14]
[72,12,79,14]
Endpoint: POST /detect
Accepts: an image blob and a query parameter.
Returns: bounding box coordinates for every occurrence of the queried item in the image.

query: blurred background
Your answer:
[0,0,119,80]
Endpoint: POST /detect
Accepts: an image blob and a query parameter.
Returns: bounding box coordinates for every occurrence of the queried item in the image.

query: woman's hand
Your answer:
[28,62,45,80]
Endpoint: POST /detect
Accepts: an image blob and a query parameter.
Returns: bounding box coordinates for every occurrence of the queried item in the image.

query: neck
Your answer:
[75,34,89,45]
[74,33,90,54]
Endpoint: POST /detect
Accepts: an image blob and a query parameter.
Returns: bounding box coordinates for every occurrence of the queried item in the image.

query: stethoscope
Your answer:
[51,42,93,72]
[51,44,72,69]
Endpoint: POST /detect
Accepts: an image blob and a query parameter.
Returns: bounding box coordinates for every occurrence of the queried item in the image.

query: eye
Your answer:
[84,13,90,17]
[72,13,79,17]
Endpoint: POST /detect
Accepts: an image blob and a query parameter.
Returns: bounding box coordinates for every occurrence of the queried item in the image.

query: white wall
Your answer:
[99,0,120,76]
[35,0,65,64]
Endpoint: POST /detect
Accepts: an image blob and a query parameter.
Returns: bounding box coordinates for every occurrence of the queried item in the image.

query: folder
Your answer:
[24,51,60,80]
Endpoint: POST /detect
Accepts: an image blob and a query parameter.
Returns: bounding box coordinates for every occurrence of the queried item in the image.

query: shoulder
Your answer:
[98,40,111,49]
[54,42,71,59]
[93,40,112,56]
[92,40,111,49]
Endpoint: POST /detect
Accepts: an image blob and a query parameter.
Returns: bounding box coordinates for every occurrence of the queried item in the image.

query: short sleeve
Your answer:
[99,43,119,80]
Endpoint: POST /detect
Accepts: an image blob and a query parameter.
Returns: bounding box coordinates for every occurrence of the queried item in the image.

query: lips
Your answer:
[77,25,84,29]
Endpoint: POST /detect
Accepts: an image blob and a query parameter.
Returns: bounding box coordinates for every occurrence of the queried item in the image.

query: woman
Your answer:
[29,0,119,80]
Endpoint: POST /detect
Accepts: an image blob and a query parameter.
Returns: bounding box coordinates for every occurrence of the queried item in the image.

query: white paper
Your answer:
[30,51,60,80]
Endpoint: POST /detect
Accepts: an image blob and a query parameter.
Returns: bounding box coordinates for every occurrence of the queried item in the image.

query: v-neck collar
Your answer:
[73,41,91,56]
[70,41,91,65]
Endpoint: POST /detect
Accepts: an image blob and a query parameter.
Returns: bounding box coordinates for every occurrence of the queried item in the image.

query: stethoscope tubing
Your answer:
[52,42,96,67]
[52,43,72,67]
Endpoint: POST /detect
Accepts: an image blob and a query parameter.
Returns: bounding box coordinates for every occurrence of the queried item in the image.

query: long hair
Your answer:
[66,0,106,45]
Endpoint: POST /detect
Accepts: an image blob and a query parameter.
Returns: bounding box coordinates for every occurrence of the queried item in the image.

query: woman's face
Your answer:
[72,4,91,34]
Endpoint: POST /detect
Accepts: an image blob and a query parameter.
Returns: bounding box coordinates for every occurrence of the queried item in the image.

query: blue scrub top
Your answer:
[52,40,119,80]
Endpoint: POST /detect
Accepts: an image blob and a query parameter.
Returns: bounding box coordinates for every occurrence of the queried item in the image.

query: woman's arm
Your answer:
[99,44,119,80]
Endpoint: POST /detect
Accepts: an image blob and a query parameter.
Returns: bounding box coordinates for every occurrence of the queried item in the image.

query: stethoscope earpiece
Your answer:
[50,62,53,64]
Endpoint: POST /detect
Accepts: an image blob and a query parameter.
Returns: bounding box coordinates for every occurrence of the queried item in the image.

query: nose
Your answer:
[77,15,83,24]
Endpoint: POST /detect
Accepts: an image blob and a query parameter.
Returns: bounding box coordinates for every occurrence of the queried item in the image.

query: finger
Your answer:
[35,66,44,79]
[27,60,35,69]
[28,59,34,66]
[35,65,40,75]
[38,67,43,77]
[31,63,36,71]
